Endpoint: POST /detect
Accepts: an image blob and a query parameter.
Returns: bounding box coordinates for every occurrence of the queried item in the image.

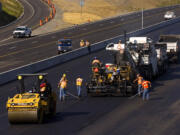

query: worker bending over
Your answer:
[134,74,143,96]
[76,76,83,97]
[142,80,151,101]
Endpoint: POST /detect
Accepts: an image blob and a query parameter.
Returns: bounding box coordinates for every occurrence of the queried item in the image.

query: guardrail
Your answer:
[1,15,180,85]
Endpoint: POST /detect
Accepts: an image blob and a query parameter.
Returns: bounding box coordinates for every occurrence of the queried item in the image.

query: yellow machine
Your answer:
[6,73,57,124]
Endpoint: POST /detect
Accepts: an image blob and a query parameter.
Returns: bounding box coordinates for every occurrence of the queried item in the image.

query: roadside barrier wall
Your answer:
[1,14,180,85]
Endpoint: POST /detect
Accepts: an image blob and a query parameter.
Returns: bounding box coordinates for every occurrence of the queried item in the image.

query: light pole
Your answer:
[141,0,144,29]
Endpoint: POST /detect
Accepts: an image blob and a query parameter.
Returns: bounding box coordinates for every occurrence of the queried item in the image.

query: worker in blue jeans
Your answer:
[58,74,67,101]
[76,77,83,97]
[134,74,143,96]
[142,80,151,100]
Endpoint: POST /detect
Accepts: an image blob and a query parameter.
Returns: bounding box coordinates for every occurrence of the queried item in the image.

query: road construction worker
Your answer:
[134,74,143,96]
[39,79,52,97]
[142,80,151,100]
[80,40,85,47]
[92,57,100,66]
[76,76,83,97]
[58,74,67,101]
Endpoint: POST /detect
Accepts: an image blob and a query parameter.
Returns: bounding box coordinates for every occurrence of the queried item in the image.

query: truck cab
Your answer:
[57,39,72,54]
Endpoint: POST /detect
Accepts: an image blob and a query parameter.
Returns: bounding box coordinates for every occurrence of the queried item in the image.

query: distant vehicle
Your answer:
[57,39,72,54]
[164,11,176,20]
[13,26,32,38]
[128,37,153,44]
[106,43,125,51]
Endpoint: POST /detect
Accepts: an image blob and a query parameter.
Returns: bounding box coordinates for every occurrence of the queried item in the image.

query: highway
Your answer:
[0,6,180,72]
[0,0,50,42]
[0,19,180,135]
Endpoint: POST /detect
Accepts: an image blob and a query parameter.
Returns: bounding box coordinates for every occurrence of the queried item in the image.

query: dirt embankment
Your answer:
[0,0,23,27]
[53,0,180,26]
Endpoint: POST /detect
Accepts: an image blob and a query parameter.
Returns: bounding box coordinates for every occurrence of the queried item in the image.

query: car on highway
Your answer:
[106,43,125,51]
[57,39,72,54]
[13,26,32,38]
[164,11,176,20]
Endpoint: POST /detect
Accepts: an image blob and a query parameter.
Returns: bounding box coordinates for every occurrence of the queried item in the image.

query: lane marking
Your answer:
[9,46,16,50]
[0,41,56,58]
[0,8,179,59]
[110,21,114,24]
[32,41,38,44]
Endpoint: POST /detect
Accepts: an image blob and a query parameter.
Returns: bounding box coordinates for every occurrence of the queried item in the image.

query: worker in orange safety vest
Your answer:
[58,74,67,101]
[134,74,143,96]
[76,76,83,97]
[142,80,151,100]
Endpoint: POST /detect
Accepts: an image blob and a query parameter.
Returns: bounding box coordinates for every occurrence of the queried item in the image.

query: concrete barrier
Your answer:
[1,15,180,85]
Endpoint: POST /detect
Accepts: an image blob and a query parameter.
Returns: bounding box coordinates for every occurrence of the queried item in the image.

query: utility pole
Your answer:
[142,8,144,29]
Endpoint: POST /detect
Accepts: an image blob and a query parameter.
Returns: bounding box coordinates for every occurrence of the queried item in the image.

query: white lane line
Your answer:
[9,46,16,50]
[52,36,56,39]
[110,21,114,24]
[32,41,38,44]
[0,36,13,44]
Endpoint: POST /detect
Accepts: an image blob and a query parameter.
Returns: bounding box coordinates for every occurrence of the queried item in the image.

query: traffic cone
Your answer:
[40,20,43,26]
[45,17,48,23]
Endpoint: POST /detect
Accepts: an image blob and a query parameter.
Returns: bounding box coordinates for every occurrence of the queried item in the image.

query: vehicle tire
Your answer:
[38,109,44,124]
[13,35,16,38]
[28,33,31,38]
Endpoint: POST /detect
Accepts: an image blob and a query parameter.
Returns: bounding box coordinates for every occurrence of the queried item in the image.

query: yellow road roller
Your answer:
[6,73,57,124]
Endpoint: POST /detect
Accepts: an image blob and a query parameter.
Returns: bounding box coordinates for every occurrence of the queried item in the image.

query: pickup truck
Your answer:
[13,26,32,38]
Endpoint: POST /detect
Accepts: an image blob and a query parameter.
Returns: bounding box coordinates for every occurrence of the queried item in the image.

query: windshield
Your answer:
[21,94,36,99]
[16,28,26,31]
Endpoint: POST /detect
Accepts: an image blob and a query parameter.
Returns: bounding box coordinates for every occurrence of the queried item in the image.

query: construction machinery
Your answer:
[128,37,159,80]
[155,43,168,74]
[158,35,180,63]
[6,73,57,124]
[87,42,138,96]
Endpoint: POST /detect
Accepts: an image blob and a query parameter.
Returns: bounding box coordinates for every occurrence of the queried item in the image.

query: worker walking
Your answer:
[58,74,67,101]
[142,80,151,101]
[80,40,85,47]
[76,77,83,97]
[134,74,143,96]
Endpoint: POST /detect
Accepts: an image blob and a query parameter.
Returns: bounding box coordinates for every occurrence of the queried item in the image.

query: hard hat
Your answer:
[40,83,46,88]
[39,75,43,80]
[63,74,66,77]
[81,40,83,41]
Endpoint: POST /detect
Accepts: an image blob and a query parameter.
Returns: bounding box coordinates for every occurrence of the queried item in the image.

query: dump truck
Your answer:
[128,37,159,80]
[6,73,57,124]
[87,43,138,96]
[155,43,168,74]
[158,35,180,63]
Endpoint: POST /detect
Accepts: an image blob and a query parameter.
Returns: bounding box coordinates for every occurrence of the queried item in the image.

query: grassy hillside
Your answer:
[54,0,180,25]
[0,0,23,26]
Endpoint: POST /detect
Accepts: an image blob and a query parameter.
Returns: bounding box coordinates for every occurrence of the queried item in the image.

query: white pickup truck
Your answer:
[13,26,32,38]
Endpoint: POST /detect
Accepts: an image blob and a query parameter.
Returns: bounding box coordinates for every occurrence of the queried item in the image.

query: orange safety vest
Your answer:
[142,81,150,89]
[76,78,83,86]
[94,68,99,72]
[138,76,143,85]
[60,80,67,88]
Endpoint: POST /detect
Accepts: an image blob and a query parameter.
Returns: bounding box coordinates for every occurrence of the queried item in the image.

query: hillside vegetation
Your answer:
[0,0,23,26]
[54,0,180,25]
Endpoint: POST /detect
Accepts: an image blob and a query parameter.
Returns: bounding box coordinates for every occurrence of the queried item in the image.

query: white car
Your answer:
[106,43,125,51]
[164,11,176,20]
[13,26,32,38]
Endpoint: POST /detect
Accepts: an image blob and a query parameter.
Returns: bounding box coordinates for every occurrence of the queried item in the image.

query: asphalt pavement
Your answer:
[0,6,180,72]
[0,0,50,42]
[0,19,180,135]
